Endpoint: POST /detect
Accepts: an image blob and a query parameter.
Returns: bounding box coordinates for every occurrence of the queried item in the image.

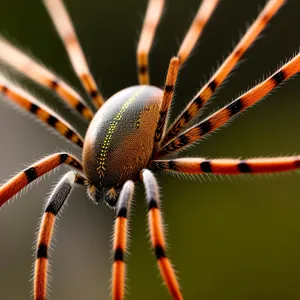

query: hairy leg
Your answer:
[0,37,94,120]
[43,0,104,109]
[155,52,300,157]
[0,76,84,147]
[142,169,183,300]
[162,0,286,145]
[34,171,84,300]
[0,153,82,207]
[111,181,134,300]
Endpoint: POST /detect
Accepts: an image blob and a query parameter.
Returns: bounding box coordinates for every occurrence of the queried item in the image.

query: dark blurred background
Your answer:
[0,0,300,299]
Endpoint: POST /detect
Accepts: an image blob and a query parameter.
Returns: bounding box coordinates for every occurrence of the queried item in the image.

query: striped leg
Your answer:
[155,1,219,148]
[0,76,84,147]
[112,181,134,300]
[154,56,180,148]
[43,0,104,109]
[34,171,82,300]
[0,37,94,120]
[142,169,182,300]
[177,0,219,65]
[137,0,165,85]
[151,156,300,175]
[0,152,82,207]
[155,52,300,157]
[161,0,286,146]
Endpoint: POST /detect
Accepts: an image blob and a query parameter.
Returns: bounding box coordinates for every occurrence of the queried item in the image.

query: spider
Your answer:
[0,0,300,299]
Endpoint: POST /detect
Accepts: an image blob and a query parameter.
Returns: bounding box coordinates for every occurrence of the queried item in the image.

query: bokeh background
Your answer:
[0,0,300,299]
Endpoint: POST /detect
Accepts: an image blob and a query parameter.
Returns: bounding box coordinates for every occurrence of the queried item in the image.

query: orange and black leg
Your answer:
[151,156,300,175]
[155,52,300,157]
[112,181,134,300]
[43,0,104,109]
[137,0,165,84]
[155,0,219,148]
[0,153,82,207]
[34,171,85,300]
[142,169,183,300]
[0,37,94,120]
[177,0,219,65]
[162,0,286,145]
[154,56,180,148]
[0,77,84,147]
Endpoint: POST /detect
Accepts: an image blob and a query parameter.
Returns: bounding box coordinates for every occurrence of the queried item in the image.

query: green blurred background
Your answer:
[0,0,300,299]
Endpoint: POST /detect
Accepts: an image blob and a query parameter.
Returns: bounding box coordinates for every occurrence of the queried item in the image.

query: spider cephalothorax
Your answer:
[0,0,299,299]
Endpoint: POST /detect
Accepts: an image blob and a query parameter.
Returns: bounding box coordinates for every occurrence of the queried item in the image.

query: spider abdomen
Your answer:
[83,85,162,192]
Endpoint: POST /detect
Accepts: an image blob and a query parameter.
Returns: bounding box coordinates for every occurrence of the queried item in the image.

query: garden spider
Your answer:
[0,0,298,298]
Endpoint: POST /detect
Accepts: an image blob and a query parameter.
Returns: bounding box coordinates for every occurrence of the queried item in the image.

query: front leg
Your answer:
[111,181,134,300]
[0,152,82,207]
[34,171,84,300]
[142,169,183,300]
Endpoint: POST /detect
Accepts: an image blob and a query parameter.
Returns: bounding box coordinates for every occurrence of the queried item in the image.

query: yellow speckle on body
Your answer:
[97,86,145,178]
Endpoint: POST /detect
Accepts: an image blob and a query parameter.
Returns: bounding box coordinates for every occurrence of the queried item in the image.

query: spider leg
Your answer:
[151,156,300,175]
[154,56,180,148]
[43,0,104,109]
[34,171,84,300]
[0,76,84,147]
[112,181,134,300]
[142,169,183,300]
[155,0,220,148]
[162,0,286,146]
[0,152,82,207]
[155,52,300,157]
[177,0,219,65]
[137,0,165,85]
[0,37,94,121]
